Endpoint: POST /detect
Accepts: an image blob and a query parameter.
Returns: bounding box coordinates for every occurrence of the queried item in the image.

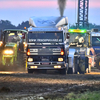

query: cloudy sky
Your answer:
[0,0,100,26]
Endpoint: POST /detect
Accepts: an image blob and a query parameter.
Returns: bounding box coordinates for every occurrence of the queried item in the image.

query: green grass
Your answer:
[64,91,100,100]
[43,91,100,100]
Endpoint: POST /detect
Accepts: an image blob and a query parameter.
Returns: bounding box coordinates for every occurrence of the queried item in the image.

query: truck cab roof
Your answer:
[3,29,27,33]
[29,16,68,28]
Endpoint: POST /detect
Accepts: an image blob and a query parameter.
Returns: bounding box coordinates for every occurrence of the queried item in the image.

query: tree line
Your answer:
[69,23,100,31]
[0,20,29,31]
[0,20,100,31]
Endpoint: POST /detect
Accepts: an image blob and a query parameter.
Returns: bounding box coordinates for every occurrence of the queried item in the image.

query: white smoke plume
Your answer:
[58,0,67,17]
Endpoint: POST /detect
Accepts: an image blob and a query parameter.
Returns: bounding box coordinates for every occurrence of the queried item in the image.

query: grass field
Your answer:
[44,91,100,100]
[64,91,100,100]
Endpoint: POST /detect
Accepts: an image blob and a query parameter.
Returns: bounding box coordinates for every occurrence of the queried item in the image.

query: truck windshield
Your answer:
[28,32,63,43]
[69,33,88,47]
[92,37,100,46]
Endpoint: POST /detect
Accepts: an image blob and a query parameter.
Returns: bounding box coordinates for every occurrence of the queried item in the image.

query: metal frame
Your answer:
[77,0,89,29]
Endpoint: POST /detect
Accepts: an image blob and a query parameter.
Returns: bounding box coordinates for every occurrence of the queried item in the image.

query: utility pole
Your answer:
[77,0,89,29]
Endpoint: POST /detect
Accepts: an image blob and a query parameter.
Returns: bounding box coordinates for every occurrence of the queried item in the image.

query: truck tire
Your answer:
[28,69,34,73]
[17,52,27,71]
[67,66,77,74]
[79,62,85,74]
[59,68,66,75]
[67,68,73,74]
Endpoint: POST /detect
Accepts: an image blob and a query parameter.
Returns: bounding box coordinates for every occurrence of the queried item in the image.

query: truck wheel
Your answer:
[79,64,85,74]
[59,68,66,75]
[67,68,73,74]
[28,69,33,73]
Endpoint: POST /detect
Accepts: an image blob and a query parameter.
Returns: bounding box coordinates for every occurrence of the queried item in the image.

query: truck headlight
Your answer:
[58,58,63,62]
[30,66,37,69]
[4,50,14,55]
[54,65,61,68]
[28,58,33,62]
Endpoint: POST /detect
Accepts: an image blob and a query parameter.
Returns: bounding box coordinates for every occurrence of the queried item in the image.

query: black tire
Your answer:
[79,63,85,74]
[74,56,79,74]
[78,57,86,74]
[85,57,91,73]
[59,68,66,75]
[28,69,33,74]
[67,68,73,74]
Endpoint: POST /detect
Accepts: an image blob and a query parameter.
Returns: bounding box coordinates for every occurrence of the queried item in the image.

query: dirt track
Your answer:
[0,70,100,100]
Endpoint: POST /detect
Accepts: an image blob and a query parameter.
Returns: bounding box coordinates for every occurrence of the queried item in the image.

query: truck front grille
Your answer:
[29,55,64,62]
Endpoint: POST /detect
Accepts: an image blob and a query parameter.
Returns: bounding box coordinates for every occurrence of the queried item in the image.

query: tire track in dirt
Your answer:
[0,71,100,99]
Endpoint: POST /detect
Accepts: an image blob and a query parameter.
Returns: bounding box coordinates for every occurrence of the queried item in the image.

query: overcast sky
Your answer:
[0,0,100,26]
